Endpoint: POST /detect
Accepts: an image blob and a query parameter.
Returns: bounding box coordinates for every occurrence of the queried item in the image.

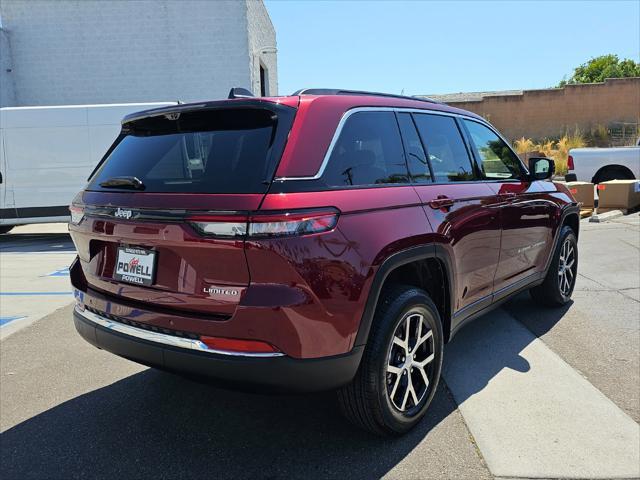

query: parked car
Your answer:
[0,102,176,234]
[68,89,580,435]
[567,138,640,183]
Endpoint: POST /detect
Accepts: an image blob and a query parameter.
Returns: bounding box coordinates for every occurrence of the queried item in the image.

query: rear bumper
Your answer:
[73,306,363,393]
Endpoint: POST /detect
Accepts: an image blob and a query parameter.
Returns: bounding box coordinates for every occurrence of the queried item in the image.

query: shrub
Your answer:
[513,137,535,154]
[512,132,586,176]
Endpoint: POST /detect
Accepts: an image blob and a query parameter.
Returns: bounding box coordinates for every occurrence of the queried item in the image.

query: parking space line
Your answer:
[443,308,640,479]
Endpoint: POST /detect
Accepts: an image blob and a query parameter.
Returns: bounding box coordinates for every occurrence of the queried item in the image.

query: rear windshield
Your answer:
[88,107,294,194]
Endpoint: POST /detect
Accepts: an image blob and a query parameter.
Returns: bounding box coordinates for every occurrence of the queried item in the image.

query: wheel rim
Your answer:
[386,310,435,413]
[558,238,576,297]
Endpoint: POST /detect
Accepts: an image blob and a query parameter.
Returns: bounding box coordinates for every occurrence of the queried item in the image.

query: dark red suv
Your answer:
[69,89,579,435]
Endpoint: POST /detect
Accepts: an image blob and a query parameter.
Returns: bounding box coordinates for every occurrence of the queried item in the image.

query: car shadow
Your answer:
[442,292,573,403]
[502,291,575,339]
[0,369,458,480]
[0,293,572,480]
[0,232,75,253]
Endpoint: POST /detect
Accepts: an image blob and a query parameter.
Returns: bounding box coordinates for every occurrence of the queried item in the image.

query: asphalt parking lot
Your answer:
[1,216,639,480]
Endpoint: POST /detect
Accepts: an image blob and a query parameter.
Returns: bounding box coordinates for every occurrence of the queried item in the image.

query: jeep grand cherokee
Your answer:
[69,89,579,435]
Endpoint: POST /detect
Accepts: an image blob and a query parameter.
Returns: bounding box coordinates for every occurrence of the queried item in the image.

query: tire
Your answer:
[530,225,578,307]
[337,285,444,436]
[0,225,14,235]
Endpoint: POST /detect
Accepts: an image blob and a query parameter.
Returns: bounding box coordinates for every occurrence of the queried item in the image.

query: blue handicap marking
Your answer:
[0,315,26,327]
[44,267,70,277]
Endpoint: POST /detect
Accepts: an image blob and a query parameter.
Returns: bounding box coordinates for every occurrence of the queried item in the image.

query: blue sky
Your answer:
[264,0,640,96]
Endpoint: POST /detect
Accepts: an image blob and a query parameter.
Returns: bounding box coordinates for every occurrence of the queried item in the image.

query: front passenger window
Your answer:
[464,120,523,180]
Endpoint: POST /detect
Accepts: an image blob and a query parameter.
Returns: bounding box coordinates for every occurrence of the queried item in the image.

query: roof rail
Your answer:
[291,88,442,105]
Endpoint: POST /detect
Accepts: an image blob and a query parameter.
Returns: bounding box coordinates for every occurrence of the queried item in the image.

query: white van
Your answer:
[0,102,176,233]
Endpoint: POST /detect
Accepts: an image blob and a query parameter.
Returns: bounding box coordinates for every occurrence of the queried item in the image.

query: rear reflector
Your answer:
[188,209,339,239]
[200,336,280,354]
[568,155,574,171]
[69,205,84,225]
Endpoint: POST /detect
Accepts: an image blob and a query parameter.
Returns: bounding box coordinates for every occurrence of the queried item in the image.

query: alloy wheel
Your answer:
[558,238,576,297]
[386,310,435,413]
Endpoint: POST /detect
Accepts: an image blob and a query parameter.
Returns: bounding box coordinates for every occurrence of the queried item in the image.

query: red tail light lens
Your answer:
[567,155,574,171]
[69,205,84,225]
[188,209,339,239]
[200,336,280,354]
[249,210,338,238]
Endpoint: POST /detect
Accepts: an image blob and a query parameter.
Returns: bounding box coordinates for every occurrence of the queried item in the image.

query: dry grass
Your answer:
[555,133,586,173]
[512,132,586,175]
[513,137,536,154]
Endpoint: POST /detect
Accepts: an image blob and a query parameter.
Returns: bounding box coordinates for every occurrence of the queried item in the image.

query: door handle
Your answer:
[429,195,454,210]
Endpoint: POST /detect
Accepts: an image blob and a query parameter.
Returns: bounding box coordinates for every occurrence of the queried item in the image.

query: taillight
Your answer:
[249,210,338,238]
[188,208,339,239]
[69,205,84,225]
[200,335,280,354]
[568,155,574,171]
[189,214,248,238]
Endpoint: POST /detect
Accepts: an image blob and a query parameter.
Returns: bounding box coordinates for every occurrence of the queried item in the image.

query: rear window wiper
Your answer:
[99,176,145,190]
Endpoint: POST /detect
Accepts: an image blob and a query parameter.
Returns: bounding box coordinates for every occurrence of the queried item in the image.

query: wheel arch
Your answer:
[563,211,580,239]
[543,204,580,276]
[354,244,455,348]
[591,164,636,183]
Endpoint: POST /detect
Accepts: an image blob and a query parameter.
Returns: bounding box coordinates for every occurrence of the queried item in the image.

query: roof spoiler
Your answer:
[228,87,255,99]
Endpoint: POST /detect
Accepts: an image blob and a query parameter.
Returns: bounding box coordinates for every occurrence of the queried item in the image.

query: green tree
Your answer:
[558,54,640,87]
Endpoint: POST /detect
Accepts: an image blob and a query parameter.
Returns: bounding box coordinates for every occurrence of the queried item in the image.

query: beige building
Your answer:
[422,77,640,143]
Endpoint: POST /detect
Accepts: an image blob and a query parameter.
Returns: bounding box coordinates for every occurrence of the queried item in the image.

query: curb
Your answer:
[589,210,624,223]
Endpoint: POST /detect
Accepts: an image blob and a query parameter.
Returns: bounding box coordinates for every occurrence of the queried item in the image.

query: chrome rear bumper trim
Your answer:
[74,305,284,358]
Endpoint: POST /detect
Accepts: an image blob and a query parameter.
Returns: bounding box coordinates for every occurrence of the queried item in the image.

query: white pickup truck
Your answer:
[567,138,640,183]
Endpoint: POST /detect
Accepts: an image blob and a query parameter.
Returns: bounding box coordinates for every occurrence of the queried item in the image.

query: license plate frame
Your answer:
[114,246,157,287]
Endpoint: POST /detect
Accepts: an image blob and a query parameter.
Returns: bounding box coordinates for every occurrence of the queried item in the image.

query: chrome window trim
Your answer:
[75,305,285,358]
[274,106,525,181]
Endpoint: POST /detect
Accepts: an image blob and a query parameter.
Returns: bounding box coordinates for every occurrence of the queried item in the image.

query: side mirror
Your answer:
[528,157,555,181]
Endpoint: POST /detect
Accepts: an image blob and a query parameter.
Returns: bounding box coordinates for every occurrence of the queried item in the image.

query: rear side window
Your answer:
[412,114,475,182]
[397,113,432,183]
[322,111,409,187]
[88,108,293,194]
[464,120,523,180]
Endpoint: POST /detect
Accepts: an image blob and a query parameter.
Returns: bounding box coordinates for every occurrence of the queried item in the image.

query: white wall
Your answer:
[0,0,276,106]
[0,27,17,107]
[246,0,278,96]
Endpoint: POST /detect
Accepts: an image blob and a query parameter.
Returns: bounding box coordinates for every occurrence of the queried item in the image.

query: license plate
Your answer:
[114,246,156,286]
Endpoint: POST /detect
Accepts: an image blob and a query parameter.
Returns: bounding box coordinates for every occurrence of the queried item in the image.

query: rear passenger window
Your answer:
[323,111,409,187]
[463,120,523,180]
[412,114,476,182]
[397,113,432,183]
